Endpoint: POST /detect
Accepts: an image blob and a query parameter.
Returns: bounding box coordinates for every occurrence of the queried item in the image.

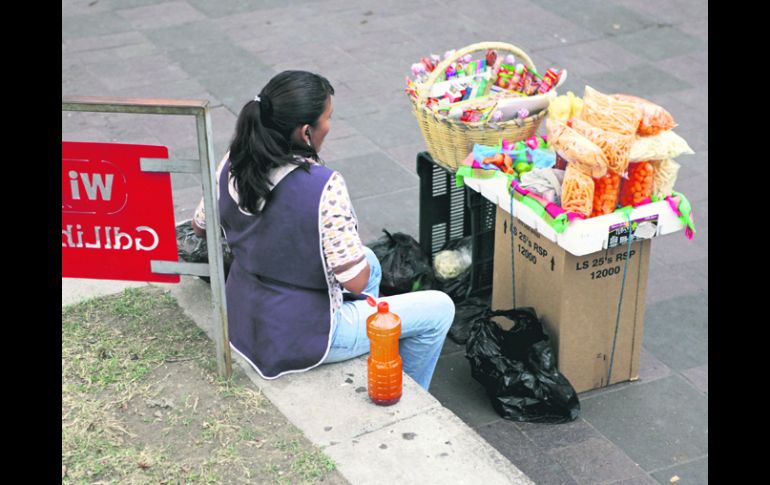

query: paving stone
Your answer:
[615,0,709,24]
[476,420,580,485]
[604,474,659,485]
[73,42,160,64]
[116,1,206,30]
[354,188,421,247]
[680,364,707,394]
[324,151,417,201]
[83,54,190,91]
[62,31,149,54]
[343,106,426,149]
[580,376,708,471]
[655,51,708,92]
[535,0,659,37]
[649,457,708,485]
[643,292,707,371]
[61,11,134,38]
[537,39,647,77]
[320,134,383,163]
[582,64,693,98]
[611,26,707,62]
[515,418,603,453]
[428,352,502,428]
[187,0,299,18]
[142,20,227,50]
[383,143,428,178]
[549,437,647,484]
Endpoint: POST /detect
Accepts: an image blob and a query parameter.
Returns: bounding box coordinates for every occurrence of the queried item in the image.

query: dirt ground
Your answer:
[62,286,348,485]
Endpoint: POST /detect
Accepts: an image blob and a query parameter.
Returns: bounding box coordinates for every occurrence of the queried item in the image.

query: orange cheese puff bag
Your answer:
[561,164,595,217]
[569,117,633,176]
[546,117,608,178]
[611,94,677,136]
[579,86,642,136]
[591,172,621,217]
[619,161,655,207]
[651,159,681,198]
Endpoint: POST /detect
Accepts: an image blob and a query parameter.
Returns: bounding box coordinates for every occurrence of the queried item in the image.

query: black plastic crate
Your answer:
[416,152,495,298]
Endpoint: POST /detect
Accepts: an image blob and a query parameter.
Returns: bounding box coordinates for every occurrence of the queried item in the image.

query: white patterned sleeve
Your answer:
[320,172,366,283]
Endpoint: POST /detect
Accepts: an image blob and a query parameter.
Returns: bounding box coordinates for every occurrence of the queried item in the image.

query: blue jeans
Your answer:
[323,247,455,390]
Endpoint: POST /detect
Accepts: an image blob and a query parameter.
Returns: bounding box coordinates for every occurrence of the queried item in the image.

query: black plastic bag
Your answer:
[465,307,580,423]
[176,220,234,283]
[433,236,473,302]
[368,230,434,296]
[448,296,491,345]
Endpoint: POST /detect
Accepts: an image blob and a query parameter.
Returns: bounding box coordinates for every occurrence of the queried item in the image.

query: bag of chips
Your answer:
[579,86,642,136]
[591,172,621,217]
[611,94,677,136]
[545,117,608,178]
[569,117,633,176]
[629,130,694,162]
[561,164,594,217]
[651,159,681,198]
[619,161,655,207]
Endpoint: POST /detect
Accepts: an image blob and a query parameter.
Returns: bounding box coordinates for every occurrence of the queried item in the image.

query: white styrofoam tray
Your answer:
[462,176,685,257]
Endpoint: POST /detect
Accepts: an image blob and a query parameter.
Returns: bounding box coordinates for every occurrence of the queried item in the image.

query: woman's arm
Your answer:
[320,172,370,294]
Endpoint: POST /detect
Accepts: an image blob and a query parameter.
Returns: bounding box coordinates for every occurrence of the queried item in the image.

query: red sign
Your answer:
[62,141,180,283]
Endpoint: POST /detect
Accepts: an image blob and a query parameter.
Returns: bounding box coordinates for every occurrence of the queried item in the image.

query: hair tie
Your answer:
[257,93,274,122]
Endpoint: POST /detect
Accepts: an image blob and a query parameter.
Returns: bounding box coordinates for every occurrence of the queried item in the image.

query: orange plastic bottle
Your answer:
[366,298,402,406]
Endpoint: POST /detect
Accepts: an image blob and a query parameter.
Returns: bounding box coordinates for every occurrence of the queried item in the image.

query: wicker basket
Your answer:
[410,41,549,171]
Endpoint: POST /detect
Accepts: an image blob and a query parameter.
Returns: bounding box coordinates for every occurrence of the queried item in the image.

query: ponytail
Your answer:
[228,71,334,215]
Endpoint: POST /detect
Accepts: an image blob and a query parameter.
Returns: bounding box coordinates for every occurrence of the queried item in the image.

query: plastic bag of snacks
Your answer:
[548,91,583,121]
[651,159,681,198]
[629,130,694,162]
[569,117,633,176]
[610,94,677,136]
[546,118,608,178]
[619,161,655,207]
[591,172,621,217]
[561,164,594,217]
[579,86,642,136]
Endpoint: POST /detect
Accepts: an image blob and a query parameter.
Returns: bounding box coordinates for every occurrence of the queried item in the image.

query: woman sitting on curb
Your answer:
[192,70,454,390]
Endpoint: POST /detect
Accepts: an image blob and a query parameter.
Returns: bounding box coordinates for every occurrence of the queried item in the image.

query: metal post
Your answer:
[196,107,232,378]
[62,95,233,378]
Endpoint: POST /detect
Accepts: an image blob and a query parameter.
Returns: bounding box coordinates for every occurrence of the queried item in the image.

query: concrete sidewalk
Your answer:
[63,0,707,483]
[62,276,533,485]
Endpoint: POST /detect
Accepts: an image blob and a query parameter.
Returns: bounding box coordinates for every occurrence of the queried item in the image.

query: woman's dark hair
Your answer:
[228,70,334,215]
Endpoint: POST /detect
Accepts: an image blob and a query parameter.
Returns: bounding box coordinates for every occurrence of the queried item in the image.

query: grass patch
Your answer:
[62,286,343,485]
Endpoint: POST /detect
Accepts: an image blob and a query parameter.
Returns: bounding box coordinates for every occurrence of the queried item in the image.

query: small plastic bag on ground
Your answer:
[434,236,473,302]
[369,230,435,295]
[448,295,491,344]
[176,219,234,283]
[465,307,580,423]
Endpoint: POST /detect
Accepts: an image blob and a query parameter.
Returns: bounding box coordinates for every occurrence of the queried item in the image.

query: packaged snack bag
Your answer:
[651,159,681,198]
[591,172,621,217]
[561,163,594,217]
[546,118,608,178]
[619,161,655,207]
[611,94,677,136]
[629,130,694,162]
[579,86,642,135]
[548,91,583,121]
[569,117,633,176]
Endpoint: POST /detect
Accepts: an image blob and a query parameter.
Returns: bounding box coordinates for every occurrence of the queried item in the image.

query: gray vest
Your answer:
[219,159,335,378]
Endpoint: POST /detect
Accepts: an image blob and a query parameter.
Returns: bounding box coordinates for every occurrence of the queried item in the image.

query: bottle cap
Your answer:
[378,301,389,313]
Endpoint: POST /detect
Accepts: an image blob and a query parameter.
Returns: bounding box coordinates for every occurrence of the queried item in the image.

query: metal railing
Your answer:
[62,96,232,378]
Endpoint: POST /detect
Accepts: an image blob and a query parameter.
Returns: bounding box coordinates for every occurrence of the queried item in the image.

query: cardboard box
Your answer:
[491,206,651,393]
